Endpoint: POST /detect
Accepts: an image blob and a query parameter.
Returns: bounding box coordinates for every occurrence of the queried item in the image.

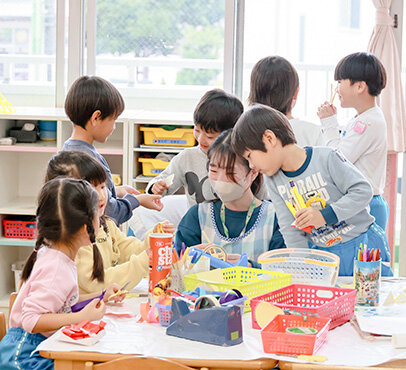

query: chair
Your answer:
[0,292,18,341]
[85,356,207,370]
[0,312,6,341]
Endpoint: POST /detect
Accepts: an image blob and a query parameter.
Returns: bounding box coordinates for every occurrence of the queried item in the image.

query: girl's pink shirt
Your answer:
[9,246,79,336]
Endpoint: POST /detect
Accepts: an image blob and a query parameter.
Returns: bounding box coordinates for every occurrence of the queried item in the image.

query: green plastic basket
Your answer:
[184,267,291,312]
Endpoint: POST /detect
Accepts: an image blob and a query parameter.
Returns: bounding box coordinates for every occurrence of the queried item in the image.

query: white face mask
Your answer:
[210,179,248,203]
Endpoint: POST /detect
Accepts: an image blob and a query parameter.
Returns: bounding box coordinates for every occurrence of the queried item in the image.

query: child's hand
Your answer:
[227,253,241,265]
[80,299,106,322]
[295,208,326,229]
[153,220,175,234]
[151,180,169,195]
[116,185,141,198]
[136,194,163,211]
[317,101,337,119]
[104,283,126,303]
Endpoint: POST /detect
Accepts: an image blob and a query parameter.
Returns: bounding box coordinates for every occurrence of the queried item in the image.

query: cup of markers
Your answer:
[353,244,381,306]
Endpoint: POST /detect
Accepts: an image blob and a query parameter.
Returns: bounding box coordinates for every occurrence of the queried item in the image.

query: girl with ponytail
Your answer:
[0,178,125,369]
[45,151,174,294]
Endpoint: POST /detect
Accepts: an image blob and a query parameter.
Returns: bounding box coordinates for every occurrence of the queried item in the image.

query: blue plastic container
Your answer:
[39,120,57,141]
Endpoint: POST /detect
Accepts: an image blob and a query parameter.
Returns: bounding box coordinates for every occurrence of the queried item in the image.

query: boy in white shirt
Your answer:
[248,55,323,147]
[146,89,244,207]
[318,52,388,230]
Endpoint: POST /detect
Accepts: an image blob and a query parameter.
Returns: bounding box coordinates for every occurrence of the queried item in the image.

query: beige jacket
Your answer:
[76,218,149,294]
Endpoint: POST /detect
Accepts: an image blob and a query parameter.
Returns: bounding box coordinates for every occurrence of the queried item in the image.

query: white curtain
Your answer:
[367,0,406,153]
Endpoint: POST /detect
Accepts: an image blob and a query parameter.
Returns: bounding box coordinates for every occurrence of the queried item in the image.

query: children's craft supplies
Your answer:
[250,284,356,330]
[149,233,173,298]
[354,244,381,306]
[356,244,380,262]
[184,267,291,312]
[60,320,106,346]
[258,248,340,286]
[286,181,315,233]
[166,299,243,346]
[286,326,318,335]
[189,247,248,269]
[254,301,284,329]
[261,314,330,355]
[70,290,106,312]
[164,173,174,187]
[392,333,406,348]
[107,281,130,301]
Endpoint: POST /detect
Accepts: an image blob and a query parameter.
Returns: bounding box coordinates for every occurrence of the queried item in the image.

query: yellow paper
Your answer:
[255,301,283,329]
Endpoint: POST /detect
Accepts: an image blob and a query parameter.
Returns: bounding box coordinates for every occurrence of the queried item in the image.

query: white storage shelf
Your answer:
[0,107,194,311]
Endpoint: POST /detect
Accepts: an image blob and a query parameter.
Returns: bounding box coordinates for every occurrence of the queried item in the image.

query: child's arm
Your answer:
[175,205,201,255]
[76,245,148,294]
[32,299,105,334]
[146,152,184,196]
[107,219,149,260]
[105,187,140,225]
[322,150,373,223]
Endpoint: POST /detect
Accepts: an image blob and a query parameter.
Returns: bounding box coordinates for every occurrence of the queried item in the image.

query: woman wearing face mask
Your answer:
[175,130,285,267]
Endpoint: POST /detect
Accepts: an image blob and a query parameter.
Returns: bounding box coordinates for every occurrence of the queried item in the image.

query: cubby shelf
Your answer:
[0,107,195,313]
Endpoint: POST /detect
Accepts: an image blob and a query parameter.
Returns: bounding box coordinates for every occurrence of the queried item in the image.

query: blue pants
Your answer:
[369,195,389,231]
[309,223,393,277]
[0,328,53,370]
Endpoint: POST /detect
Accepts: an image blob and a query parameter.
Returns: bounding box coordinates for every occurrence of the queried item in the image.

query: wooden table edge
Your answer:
[40,350,278,369]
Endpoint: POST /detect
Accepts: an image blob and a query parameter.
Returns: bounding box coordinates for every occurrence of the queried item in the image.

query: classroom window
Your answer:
[91,0,226,112]
[242,0,374,122]
[340,0,361,29]
[0,0,56,106]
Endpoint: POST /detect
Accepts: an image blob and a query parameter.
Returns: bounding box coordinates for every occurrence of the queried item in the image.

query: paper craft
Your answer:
[164,174,174,187]
[383,291,395,306]
[60,320,106,346]
[105,302,136,317]
[255,301,284,329]
[396,292,406,303]
[392,333,406,348]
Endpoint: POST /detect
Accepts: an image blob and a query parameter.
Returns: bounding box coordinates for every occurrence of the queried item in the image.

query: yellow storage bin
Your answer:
[138,157,170,177]
[140,126,196,147]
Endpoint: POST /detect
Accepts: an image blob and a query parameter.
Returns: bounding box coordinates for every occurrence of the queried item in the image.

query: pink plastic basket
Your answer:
[155,303,172,327]
[261,314,331,355]
[250,284,356,330]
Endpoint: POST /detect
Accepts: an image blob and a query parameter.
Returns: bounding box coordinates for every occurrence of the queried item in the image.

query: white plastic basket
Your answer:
[258,249,340,286]
[11,260,25,291]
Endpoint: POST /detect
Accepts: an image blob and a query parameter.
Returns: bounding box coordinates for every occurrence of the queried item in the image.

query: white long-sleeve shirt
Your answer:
[289,118,324,147]
[320,106,387,195]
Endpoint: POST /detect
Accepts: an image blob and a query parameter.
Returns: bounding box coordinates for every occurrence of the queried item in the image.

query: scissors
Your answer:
[108,281,131,301]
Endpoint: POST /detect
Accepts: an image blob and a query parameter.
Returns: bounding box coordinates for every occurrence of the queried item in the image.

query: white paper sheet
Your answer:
[36,279,406,367]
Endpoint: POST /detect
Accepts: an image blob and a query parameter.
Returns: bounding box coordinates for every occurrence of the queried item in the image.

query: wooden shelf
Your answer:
[0,196,36,215]
[94,140,124,155]
[0,237,35,247]
[0,141,57,153]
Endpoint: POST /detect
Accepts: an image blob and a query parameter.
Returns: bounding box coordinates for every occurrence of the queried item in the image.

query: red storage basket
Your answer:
[250,284,356,330]
[3,219,37,239]
[261,314,330,355]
